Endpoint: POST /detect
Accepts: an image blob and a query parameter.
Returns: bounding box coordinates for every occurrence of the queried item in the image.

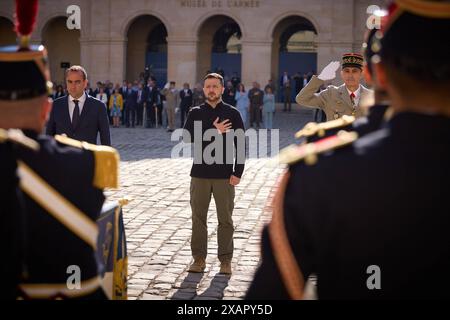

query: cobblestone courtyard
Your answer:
[105,105,315,300]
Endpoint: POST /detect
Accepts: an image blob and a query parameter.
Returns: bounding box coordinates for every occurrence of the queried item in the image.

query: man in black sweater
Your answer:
[183,73,245,275]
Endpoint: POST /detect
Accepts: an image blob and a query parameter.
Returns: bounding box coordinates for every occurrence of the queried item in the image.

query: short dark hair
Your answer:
[170,81,176,85]
[204,73,224,87]
[66,65,88,80]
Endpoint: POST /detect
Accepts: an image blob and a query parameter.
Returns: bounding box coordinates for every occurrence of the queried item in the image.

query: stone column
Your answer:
[167,37,197,88]
[109,38,127,84]
[240,39,272,89]
[80,39,110,84]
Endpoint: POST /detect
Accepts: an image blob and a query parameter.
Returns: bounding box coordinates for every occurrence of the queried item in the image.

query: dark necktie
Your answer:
[72,99,80,128]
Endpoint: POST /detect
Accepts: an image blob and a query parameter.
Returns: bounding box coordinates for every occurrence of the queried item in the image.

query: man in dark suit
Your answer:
[144,79,159,128]
[46,65,111,146]
[179,83,193,127]
[125,82,138,128]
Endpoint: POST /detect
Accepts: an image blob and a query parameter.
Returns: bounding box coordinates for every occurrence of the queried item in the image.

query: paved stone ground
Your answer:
[105,104,315,300]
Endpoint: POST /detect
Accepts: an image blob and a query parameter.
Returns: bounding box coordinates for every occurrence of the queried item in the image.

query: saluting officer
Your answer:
[247,0,450,299]
[0,0,119,299]
[296,53,373,121]
[295,28,391,144]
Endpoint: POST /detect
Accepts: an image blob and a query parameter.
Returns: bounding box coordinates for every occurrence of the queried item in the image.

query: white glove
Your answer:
[164,82,170,89]
[318,61,340,81]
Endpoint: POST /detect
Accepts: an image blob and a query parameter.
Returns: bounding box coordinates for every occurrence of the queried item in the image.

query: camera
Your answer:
[144,66,150,83]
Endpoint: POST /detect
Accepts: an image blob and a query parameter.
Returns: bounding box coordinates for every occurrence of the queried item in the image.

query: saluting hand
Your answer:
[213,117,232,134]
[318,61,340,81]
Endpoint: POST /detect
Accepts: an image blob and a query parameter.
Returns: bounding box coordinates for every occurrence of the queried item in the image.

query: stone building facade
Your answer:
[0,0,383,88]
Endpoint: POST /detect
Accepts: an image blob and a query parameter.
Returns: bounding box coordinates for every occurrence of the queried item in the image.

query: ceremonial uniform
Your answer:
[296,103,390,144]
[17,133,119,299]
[0,129,38,299]
[0,141,22,299]
[0,0,120,299]
[296,54,373,121]
[247,112,450,299]
[247,0,450,299]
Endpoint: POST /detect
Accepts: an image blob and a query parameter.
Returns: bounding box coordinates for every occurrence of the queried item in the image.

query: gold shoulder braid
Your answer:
[295,115,355,139]
[54,135,119,189]
[278,130,358,166]
[0,128,39,151]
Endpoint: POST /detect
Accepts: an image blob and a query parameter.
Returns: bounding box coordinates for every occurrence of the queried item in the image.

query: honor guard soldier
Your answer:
[247,0,450,299]
[295,28,391,144]
[0,130,39,299]
[0,0,119,299]
[296,52,373,121]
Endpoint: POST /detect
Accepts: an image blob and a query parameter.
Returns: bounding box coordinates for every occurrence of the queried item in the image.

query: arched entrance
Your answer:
[126,15,167,88]
[42,16,80,84]
[0,17,15,46]
[272,16,317,101]
[197,15,242,83]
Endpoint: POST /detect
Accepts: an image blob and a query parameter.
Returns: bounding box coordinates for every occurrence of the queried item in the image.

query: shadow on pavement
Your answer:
[171,272,231,300]
[196,274,230,300]
[171,272,204,300]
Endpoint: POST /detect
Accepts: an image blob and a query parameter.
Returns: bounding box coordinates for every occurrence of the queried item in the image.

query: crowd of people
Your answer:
[2,0,449,301]
[49,76,285,131]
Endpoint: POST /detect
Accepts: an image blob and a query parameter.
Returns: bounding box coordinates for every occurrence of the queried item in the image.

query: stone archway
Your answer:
[125,15,168,87]
[196,15,243,83]
[42,16,80,84]
[271,15,317,101]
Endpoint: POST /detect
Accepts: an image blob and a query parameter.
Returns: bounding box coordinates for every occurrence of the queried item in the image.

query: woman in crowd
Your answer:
[263,86,275,129]
[109,88,123,128]
[235,83,249,126]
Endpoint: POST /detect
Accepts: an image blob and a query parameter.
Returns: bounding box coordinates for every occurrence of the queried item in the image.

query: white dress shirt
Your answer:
[68,93,87,121]
[347,85,361,106]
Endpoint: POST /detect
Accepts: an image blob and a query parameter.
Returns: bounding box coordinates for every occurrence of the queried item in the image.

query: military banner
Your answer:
[96,202,128,300]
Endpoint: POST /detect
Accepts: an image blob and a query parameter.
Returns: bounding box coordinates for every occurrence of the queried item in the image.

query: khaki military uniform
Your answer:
[295,75,373,121]
[161,88,179,130]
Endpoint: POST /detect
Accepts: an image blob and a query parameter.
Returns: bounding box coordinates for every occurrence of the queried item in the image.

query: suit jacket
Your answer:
[46,94,111,146]
[124,89,138,109]
[280,74,291,87]
[144,86,159,106]
[296,75,373,121]
[179,89,193,110]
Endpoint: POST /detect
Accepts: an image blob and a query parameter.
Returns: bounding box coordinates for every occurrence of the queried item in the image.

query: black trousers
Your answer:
[126,106,137,127]
[136,103,144,126]
[250,104,261,127]
[180,107,190,127]
[145,105,158,128]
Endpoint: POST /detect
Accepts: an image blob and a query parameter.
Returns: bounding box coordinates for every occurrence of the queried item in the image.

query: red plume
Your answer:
[14,0,39,36]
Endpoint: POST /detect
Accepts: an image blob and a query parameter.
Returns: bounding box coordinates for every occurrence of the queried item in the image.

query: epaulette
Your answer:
[54,134,119,189]
[295,115,355,139]
[0,128,39,151]
[276,130,358,166]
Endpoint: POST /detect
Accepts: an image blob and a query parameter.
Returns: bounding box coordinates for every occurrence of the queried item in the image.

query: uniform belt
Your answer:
[19,276,102,299]
[17,160,99,249]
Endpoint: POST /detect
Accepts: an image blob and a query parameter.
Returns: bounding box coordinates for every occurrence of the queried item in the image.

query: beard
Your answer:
[206,93,221,103]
